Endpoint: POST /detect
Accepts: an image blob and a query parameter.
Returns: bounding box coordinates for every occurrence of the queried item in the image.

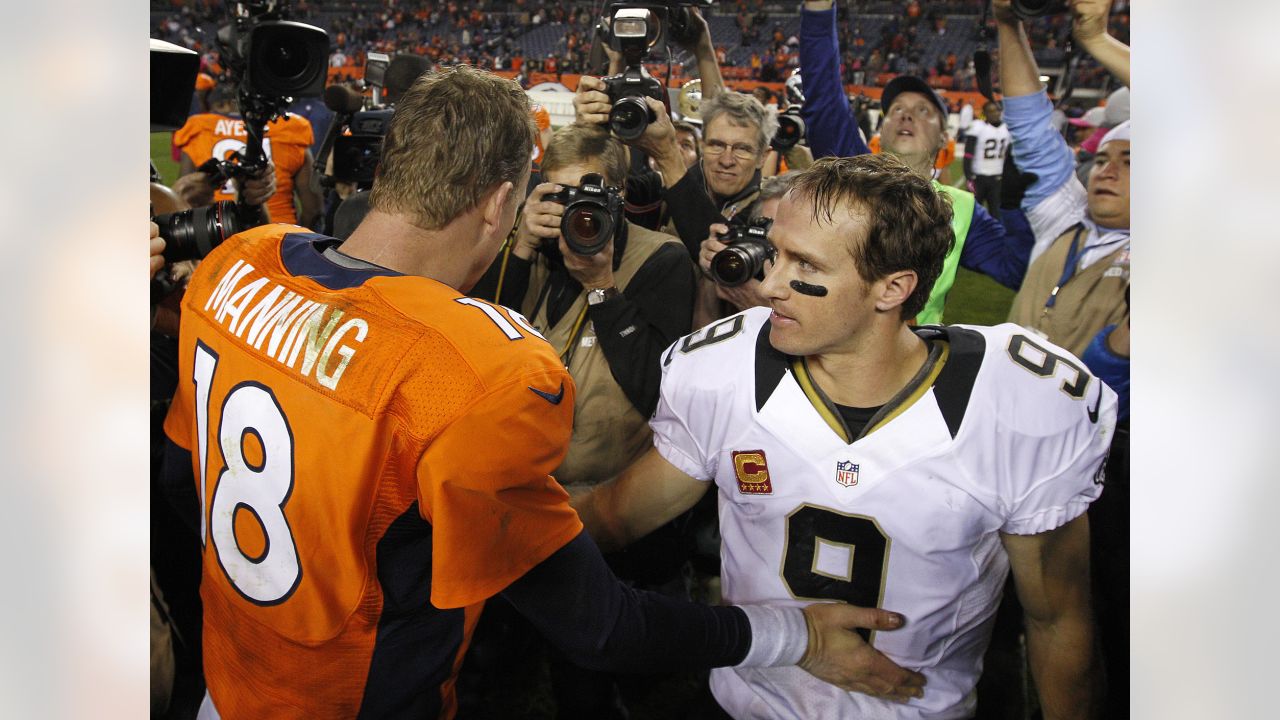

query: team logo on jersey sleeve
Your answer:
[835,461,860,488]
[732,450,773,495]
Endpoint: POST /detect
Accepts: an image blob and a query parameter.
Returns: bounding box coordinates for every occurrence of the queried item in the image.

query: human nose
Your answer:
[758,258,788,301]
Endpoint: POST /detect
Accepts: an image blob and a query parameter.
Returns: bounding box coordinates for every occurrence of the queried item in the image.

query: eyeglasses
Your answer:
[703,139,759,161]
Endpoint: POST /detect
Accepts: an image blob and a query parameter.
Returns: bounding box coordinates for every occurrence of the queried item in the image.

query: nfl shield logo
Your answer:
[835,461,860,488]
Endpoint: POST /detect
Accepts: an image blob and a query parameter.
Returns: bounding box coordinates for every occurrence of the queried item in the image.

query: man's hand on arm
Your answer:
[1069,0,1130,87]
[1003,515,1100,720]
[798,603,926,702]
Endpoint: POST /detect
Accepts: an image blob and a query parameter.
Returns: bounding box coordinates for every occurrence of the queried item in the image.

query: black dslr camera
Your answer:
[1011,0,1068,18]
[710,216,774,287]
[155,201,262,263]
[545,173,626,256]
[601,7,671,141]
[772,106,806,152]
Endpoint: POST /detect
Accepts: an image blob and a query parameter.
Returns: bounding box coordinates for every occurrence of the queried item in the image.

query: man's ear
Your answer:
[480,180,516,235]
[874,269,919,313]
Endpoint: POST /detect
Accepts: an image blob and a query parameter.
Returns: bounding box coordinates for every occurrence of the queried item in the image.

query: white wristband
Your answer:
[735,604,808,668]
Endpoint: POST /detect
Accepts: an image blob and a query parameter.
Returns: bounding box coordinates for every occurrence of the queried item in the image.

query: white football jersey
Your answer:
[651,308,1115,719]
[967,120,1012,177]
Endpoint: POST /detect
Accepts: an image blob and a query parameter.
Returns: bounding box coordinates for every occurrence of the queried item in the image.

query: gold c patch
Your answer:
[732,450,773,495]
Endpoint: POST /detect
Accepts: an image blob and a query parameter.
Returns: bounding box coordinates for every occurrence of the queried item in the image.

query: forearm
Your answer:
[693,37,724,99]
[1024,609,1099,719]
[1077,34,1130,87]
[997,18,1043,98]
[958,203,1033,289]
[799,5,867,159]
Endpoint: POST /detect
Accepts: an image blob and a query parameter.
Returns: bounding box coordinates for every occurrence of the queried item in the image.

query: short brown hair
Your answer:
[370,65,534,229]
[541,123,628,188]
[789,154,955,319]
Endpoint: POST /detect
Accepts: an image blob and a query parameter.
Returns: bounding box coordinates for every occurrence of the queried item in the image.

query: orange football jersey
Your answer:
[172,113,315,224]
[530,103,551,168]
[163,225,582,718]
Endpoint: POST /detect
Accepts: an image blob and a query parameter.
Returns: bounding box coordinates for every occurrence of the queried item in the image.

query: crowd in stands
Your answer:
[152,0,1127,92]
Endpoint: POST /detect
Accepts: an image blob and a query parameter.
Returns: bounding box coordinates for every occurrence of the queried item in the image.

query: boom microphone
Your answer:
[323,83,365,113]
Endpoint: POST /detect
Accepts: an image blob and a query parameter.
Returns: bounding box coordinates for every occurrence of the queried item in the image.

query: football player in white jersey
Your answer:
[963,101,1013,216]
[573,154,1115,719]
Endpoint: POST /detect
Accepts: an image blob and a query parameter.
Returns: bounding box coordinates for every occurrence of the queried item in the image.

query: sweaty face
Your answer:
[880,92,946,166]
[1086,140,1130,229]
[700,115,766,200]
[759,193,879,359]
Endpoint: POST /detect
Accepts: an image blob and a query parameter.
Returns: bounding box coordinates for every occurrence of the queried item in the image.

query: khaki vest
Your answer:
[1008,226,1129,357]
[522,223,681,486]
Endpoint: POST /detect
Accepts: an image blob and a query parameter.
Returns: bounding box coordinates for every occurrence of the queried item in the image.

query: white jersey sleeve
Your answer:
[960,324,1115,535]
[650,310,764,482]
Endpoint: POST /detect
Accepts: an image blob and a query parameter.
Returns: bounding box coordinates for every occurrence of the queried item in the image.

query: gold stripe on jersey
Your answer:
[790,339,951,444]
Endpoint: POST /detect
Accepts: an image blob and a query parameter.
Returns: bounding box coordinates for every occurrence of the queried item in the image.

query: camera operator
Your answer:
[475,123,695,486]
[574,4,785,259]
[469,121,698,720]
[692,171,797,327]
[799,0,1035,326]
[173,83,322,230]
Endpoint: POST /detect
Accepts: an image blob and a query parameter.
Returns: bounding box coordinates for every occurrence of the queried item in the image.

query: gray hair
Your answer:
[699,91,779,155]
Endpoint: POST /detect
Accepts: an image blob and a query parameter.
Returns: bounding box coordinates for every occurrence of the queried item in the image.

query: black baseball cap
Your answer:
[880,76,948,128]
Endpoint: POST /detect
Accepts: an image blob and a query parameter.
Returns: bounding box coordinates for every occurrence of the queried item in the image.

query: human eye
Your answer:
[706,140,727,152]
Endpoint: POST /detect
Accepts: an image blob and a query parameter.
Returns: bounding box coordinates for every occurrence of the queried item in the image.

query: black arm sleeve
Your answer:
[963,135,978,180]
[159,438,201,537]
[957,202,1034,290]
[663,166,726,262]
[588,243,697,417]
[501,531,751,672]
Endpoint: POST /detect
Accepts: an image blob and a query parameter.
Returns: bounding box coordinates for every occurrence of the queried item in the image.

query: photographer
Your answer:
[692,171,797,327]
[799,0,1035,325]
[574,5,783,261]
[475,123,695,484]
[469,121,698,719]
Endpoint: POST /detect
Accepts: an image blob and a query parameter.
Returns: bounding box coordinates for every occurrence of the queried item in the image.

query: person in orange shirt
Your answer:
[529,102,553,171]
[172,84,323,229]
[160,65,924,720]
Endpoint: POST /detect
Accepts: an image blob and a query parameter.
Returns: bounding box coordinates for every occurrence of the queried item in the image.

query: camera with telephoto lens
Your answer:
[155,200,261,263]
[710,216,774,287]
[1011,0,1068,18]
[772,105,806,152]
[544,173,626,256]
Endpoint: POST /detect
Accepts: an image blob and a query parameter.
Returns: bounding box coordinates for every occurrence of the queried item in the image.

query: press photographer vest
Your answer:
[521,223,681,486]
[1008,224,1130,357]
[916,182,975,326]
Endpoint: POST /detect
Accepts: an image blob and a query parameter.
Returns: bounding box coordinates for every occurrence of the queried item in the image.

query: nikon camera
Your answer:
[545,173,626,256]
[710,216,774,287]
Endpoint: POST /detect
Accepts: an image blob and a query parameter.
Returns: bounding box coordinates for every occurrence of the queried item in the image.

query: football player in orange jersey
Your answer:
[160,66,925,720]
[173,83,323,230]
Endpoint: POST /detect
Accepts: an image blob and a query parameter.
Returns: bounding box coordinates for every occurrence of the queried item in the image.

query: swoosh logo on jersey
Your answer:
[1087,384,1102,424]
[529,382,565,405]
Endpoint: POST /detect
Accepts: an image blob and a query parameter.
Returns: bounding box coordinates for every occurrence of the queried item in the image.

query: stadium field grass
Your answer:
[150,132,1015,326]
